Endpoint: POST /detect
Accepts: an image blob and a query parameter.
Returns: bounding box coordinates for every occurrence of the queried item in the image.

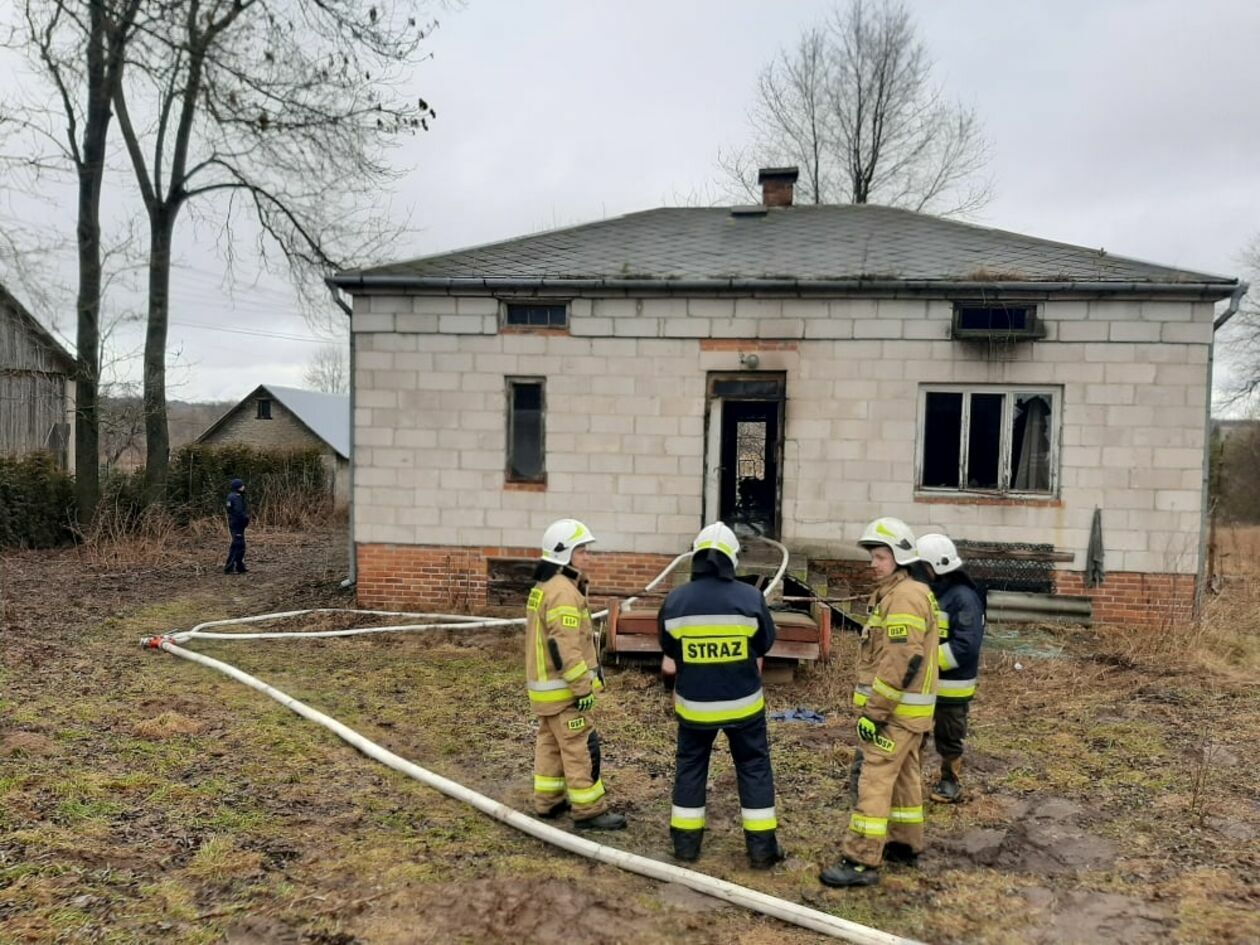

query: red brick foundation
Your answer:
[810,558,1197,629]
[358,544,1199,628]
[356,543,677,613]
[1054,570,1197,629]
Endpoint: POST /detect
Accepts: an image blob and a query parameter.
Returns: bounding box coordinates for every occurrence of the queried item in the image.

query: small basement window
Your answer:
[256,398,272,420]
[919,387,1058,494]
[506,377,545,482]
[504,302,568,329]
[951,303,1040,339]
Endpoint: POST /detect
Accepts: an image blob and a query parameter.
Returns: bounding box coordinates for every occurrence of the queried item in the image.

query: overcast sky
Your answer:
[3,0,1259,405]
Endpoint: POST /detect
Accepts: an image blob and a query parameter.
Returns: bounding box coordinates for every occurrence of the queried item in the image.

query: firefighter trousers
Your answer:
[671,713,778,860]
[533,706,608,819]
[933,700,969,762]
[842,720,925,867]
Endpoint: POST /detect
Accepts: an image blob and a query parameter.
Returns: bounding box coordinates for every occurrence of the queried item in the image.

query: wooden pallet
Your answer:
[606,599,831,662]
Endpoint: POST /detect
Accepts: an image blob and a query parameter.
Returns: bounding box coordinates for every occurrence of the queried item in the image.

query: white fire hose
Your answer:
[142,560,928,945]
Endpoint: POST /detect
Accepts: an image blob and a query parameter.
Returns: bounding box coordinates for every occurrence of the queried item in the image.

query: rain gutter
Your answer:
[329,273,1239,301]
[1213,281,1249,331]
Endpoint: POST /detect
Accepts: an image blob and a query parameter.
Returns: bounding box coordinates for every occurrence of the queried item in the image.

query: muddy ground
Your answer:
[2,525,1258,945]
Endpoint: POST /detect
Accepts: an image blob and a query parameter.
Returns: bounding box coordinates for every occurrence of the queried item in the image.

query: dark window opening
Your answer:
[922,392,963,488]
[505,303,568,328]
[919,387,1057,495]
[966,393,1003,489]
[952,303,1039,338]
[487,557,538,606]
[256,398,272,420]
[507,378,545,482]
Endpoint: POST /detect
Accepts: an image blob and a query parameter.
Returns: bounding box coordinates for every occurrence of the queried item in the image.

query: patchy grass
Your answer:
[3,525,1259,944]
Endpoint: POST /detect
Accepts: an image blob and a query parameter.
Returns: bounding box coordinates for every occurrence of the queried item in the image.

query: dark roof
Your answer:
[197,384,349,458]
[0,282,75,371]
[335,205,1235,293]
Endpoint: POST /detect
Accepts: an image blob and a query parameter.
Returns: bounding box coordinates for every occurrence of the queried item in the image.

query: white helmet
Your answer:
[692,522,740,567]
[858,517,919,566]
[917,533,963,575]
[540,518,596,565]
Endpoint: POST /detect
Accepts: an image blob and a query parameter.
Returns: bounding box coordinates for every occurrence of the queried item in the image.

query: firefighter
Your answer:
[821,517,939,888]
[526,518,627,830]
[658,523,784,869]
[223,478,249,574]
[917,533,986,804]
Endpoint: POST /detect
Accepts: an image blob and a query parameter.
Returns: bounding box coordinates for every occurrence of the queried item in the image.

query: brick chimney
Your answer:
[758,166,799,208]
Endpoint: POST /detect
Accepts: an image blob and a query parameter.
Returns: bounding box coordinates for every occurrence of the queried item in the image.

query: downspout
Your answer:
[1199,281,1248,606]
[327,280,356,588]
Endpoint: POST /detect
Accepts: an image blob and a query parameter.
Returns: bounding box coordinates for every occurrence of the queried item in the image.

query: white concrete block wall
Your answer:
[351,294,1212,573]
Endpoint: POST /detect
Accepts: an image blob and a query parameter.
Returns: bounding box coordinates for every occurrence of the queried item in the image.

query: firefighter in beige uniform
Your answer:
[821,517,938,887]
[526,519,627,830]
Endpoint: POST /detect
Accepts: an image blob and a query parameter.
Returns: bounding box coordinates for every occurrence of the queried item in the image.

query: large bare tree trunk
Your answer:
[142,210,175,500]
[72,0,116,522]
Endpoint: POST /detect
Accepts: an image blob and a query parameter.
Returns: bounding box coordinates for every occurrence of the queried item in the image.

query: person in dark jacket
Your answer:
[224,478,250,574]
[658,522,784,869]
[916,533,985,803]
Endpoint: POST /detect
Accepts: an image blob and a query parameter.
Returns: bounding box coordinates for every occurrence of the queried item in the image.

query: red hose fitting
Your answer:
[142,635,171,649]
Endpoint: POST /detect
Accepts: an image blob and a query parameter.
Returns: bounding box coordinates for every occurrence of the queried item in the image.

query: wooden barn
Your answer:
[0,283,75,468]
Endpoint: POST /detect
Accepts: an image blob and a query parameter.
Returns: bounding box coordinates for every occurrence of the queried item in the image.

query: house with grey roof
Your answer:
[331,167,1241,626]
[0,282,75,469]
[197,384,350,508]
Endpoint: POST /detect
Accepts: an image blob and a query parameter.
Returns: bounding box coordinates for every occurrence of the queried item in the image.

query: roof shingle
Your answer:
[340,205,1233,286]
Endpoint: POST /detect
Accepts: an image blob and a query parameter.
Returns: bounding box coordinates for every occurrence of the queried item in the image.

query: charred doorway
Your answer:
[704,374,786,539]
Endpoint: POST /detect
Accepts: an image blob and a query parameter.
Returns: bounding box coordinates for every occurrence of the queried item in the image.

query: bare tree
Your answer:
[304,343,348,394]
[720,0,991,216]
[7,0,145,520]
[103,0,436,500]
[1218,237,1260,411]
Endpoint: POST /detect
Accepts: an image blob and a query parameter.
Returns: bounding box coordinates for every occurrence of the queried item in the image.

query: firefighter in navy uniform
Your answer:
[223,478,250,574]
[821,517,938,888]
[917,533,986,803]
[525,518,627,830]
[658,523,785,869]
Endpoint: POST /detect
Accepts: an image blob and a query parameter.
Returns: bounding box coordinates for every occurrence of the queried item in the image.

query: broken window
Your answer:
[952,303,1039,338]
[504,303,568,329]
[506,378,545,482]
[256,398,272,420]
[919,387,1058,494]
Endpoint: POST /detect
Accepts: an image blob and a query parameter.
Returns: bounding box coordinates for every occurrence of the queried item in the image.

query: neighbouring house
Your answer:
[331,167,1240,627]
[197,384,350,508]
[0,282,75,468]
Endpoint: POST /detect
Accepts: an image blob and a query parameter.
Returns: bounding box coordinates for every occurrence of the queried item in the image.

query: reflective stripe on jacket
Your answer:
[853,570,939,733]
[525,572,602,716]
[933,573,985,703]
[659,575,775,727]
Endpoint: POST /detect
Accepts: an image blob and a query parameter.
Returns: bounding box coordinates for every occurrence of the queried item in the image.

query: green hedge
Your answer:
[0,453,75,548]
[168,444,330,523]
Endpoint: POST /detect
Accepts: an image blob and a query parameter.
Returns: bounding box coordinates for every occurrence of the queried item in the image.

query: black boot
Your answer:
[746,831,787,870]
[881,841,919,867]
[537,799,570,820]
[574,811,627,831]
[931,756,963,803]
[819,859,880,888]
[671,827,703,862]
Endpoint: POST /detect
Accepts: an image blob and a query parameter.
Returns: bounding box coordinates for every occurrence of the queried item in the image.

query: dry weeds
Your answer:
[3,525,1258,945]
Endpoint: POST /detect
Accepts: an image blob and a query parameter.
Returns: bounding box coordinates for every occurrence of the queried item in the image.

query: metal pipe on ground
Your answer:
[987,592,1092,616]
[988,609,1091,625]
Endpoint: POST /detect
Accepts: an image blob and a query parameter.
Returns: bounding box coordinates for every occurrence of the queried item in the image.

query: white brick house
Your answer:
[332,170,1239,625]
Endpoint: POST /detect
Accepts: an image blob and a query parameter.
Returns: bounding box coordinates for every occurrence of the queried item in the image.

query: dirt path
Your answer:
[2,526,1258,944]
